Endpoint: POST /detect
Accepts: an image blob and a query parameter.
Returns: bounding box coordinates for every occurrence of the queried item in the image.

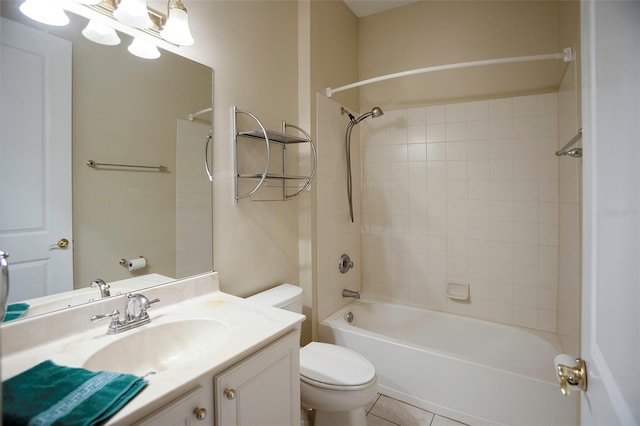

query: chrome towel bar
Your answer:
[86,160,168,172]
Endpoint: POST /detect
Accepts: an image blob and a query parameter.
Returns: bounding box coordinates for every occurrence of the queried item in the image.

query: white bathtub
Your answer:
[319,301,578,426]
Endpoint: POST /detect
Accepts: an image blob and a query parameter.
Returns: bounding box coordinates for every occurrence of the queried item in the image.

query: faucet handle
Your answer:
[91,309,119,322]
[140,297,160,314]
[125,293,160,320]
[91,309,120,332]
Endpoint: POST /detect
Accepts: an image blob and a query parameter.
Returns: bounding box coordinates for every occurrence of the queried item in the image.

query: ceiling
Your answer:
[343,0,420,17]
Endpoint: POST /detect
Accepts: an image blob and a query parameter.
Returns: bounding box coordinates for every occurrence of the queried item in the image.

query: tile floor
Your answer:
[366,394,468,426]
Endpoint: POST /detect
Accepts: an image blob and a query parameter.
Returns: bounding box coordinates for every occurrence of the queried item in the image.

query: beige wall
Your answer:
[173,2,302,298]
[309,0,360,336]
[358,1,562,110]
[311,0,360,115]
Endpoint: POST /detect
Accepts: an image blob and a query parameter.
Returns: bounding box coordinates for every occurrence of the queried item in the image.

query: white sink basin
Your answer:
[83,319,230,376]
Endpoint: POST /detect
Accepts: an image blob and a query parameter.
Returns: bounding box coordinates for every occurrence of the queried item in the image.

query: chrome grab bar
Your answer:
[0,251,9,320]
[204,128,213,182]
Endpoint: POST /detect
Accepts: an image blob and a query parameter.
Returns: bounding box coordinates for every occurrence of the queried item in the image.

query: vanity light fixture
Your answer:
[81,20,121,45]
[113,0,153,29]
[160,0,194,46]
[78,0,195,47]
[127,37,161,59]
[19,0,196,60]
[19,0,70,26]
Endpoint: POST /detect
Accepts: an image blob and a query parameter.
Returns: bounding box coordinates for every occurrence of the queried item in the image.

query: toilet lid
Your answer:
[300,342,376,388]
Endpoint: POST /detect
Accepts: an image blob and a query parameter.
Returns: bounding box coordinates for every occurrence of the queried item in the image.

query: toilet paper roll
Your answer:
[127,257,147,271]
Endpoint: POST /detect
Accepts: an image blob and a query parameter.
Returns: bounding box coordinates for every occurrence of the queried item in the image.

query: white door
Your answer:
[0,18,73,302]
[580,1,640,424]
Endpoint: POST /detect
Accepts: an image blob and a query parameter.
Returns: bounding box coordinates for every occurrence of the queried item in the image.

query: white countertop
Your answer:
[0,272,304,424]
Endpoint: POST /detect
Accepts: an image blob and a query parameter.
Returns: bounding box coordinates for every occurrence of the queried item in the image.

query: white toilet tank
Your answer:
[246,283,303,314]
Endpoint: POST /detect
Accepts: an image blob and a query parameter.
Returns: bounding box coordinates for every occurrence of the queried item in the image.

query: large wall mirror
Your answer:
[0,2,214,321]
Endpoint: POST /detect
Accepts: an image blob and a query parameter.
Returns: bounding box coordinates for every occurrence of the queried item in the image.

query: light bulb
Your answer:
[113,0,153,29]
[82,20,121,46]
[19,0,69,27]
[128,37,161,59]
[160,4,194,46]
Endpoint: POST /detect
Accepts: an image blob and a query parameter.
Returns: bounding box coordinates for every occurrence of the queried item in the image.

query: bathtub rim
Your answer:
[321,298,564,385]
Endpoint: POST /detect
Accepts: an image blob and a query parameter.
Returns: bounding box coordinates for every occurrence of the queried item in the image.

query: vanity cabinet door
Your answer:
[132,385,213,426]
[215,331,300,426]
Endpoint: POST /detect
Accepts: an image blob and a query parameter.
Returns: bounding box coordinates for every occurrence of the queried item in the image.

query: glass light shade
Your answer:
[82,20,121,46]
[19,0,69,26]
[127,37,161,59]
[160,7,194,46]
[113,0,153,29]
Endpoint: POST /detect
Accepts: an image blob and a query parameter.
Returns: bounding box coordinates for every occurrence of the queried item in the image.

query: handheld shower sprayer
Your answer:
[341,106,384,125]
[342,106,384,223]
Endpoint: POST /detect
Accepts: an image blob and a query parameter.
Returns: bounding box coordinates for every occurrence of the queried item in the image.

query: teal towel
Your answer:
[3,360,147,426]
[3,303,30,322]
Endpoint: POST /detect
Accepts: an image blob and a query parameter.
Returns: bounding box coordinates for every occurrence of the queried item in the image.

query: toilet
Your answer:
[247,284,377,426]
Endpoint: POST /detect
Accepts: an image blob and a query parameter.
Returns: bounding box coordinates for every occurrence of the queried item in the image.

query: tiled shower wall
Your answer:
[360,94,559,333]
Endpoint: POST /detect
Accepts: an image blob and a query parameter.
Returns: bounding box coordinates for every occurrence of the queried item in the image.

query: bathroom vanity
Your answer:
[0,272,303,425]
[133,331,300,425]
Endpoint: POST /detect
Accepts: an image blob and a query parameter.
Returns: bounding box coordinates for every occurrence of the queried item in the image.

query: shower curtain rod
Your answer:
[325,47,575,98]
[189,107,212,121]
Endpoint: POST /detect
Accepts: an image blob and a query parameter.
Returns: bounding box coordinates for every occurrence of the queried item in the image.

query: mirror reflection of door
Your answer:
[0,18,73,302]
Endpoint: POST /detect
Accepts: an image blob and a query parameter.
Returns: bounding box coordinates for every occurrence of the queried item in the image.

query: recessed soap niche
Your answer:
[447,282,470,302]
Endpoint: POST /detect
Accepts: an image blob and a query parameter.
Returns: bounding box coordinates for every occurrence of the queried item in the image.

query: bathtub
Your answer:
[319,301,578,426]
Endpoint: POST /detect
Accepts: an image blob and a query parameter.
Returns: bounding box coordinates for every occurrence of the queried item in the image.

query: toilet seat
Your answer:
[300,342,376,391]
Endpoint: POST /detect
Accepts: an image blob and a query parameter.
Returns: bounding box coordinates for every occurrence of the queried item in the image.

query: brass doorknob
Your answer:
[557,358,588,396]
[50,238,69,249]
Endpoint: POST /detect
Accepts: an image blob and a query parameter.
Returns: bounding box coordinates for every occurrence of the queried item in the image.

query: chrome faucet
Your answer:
[90,279,111,298]
[342,289,360,299]
[91,293,159,334]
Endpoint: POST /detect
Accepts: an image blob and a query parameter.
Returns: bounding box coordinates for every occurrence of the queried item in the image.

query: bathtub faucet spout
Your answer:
[342,289,360,299]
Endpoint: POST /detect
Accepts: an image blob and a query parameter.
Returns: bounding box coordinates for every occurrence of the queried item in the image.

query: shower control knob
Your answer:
[225,388,236,400]
[193,407,207,421]
[338,253,354,273]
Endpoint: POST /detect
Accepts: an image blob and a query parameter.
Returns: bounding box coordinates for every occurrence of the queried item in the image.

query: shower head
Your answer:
[352,106,384,124]
[341,106,384,125]
[371,106,384,118]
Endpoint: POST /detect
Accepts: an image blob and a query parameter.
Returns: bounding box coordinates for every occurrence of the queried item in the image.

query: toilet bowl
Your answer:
[247,284,378,426]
